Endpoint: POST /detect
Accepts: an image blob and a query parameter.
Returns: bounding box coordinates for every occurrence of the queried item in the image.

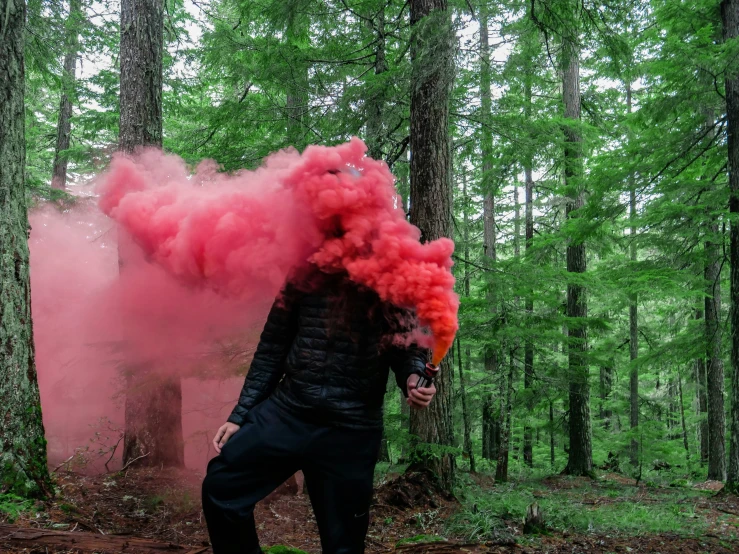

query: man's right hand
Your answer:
[213,422,240,454]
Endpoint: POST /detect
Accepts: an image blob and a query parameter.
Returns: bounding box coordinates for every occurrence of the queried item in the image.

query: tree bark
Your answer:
[627,83,639,467]
[118,0,183,468]
[495,348,514,482]
[561,27,593,478]
[0,0,53,496]
[460,174,475,472]
[366,8,388,161]
[479,2,499,464]
[678,371,690,461]
[285,12,309,150]
[695,307,709,464]
[523,69,534,467]
[51,0,83,190]
[705,228,726,480]
[119,0,163,151]
[722,0,739,493]
[408,0,455,492]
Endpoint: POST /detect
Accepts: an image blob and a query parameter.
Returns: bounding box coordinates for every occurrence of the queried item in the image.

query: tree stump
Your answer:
[523,502,546,535]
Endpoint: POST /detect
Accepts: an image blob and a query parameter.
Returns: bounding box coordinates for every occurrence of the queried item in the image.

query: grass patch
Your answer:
[448,476,711,542]
[0,493,34,523]
[396,534,446,546]
[262,547,310,554]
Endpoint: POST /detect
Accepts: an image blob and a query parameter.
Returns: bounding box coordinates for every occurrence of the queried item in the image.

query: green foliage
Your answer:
[262,547,310,554]
[448,476,711,541]
[0,494,34,523]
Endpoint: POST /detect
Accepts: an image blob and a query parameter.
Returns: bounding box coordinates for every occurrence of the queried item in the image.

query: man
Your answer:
[201,269,436,554]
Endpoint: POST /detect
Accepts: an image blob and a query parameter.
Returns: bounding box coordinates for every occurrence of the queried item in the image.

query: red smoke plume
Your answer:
[98,138,458,363]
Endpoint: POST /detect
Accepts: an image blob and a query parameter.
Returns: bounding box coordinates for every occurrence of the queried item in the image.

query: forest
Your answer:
[4,0,739,552]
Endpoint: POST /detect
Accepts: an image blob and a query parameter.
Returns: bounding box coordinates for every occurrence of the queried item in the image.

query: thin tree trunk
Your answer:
[600,357,614,430]
[495,348,514,482]
[366,8,387,161]
[52,0,82,190]
[549,400,555,469]
[457,337,475,472]
[695,307,709,464]
[479,1,499,464]
[119,0,183,468]
[407,0,456,492]
[460,173,475,472]
[705,229,726,480]
[721,0,739,493]
[678,371,690,461]
[523,108,535,467]
[285,12,309,150]
[0,0,53,497]
[627,83,639,466]
[561,25,593,478]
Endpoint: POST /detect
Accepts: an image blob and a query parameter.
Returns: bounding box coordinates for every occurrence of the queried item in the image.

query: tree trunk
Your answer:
[627,83,639,466]
[695,307,709,464]
[366,8,387,161]
[561,28,593,478]
[705,228,726,481]
[495,348,514,482]
[600,357,614,430]
[407,0,455,492]
[523,66,535,467]
[119,0,183,468]
[678,371,690,461]
[549,400,555,469]
[457,338,475,472]
[119,0,163,151]
[479,4,499,464]
[285,12,309,150]
[460,174,475,472]
[722,0,739,493]
[0,0,53,496]
[51,0,83,190]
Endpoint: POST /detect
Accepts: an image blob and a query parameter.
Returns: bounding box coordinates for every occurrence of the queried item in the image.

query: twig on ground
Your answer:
[52,455,75,473]
[116,453,150,473]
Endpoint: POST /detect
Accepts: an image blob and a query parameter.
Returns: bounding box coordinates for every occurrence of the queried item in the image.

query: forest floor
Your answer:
[1,467,738,553]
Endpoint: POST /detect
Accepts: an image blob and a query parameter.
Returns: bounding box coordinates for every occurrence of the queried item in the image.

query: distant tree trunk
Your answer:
[460,174,475,473]
[285,12,309,150]
[600,357,614,430]
[523,69,535,466]
[479,3,499,464]
[626,83,639,467]
[549,400,555,468]
[678,371,690,461]
[119,0,183,468]
[705,228,726,481]
[457,338,475,472]
[695,307,709,464]
[407,0,455,492]
[0,0,53,497]
[722,0,739,494]
[495,348,514,482]
[366,8,387,161]
[51,0,83,190]
[561,25,593,478]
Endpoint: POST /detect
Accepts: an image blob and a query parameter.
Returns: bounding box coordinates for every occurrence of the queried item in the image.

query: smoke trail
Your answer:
[98,138,458,363]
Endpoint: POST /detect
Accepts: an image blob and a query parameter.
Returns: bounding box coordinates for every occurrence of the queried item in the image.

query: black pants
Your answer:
[201,398,382,554]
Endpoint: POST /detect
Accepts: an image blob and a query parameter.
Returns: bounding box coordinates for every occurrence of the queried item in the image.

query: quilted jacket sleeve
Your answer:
[227,285,299,426]
[389,342,428,397]
[385,306,428,397]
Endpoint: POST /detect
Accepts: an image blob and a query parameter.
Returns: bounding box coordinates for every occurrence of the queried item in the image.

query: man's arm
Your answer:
[227,284,299,426]
[389,341,428,397]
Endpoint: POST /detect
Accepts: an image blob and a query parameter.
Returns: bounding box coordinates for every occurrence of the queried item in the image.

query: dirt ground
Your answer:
[1,468,738,553]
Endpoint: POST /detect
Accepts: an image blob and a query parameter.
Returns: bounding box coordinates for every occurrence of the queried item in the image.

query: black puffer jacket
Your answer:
[227,274,428,430]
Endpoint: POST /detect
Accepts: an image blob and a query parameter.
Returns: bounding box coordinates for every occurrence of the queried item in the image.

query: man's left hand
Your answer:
[406,374,436,409]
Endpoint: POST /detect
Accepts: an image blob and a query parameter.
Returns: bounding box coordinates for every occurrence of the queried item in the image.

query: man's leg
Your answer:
[303,427,382,554]
[201,399,302,554]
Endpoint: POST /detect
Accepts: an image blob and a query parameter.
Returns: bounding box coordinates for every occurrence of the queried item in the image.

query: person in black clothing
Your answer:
[201,270,436,554]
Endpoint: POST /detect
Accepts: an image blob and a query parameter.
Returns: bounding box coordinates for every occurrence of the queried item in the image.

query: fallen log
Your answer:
[0,523,210,553]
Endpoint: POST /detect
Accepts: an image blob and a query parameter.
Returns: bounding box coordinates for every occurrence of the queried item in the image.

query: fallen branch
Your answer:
[117,452,150,473]
[51,454,75,473]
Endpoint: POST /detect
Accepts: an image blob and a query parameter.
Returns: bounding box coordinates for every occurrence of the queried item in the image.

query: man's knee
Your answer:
[202,457,229,504]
